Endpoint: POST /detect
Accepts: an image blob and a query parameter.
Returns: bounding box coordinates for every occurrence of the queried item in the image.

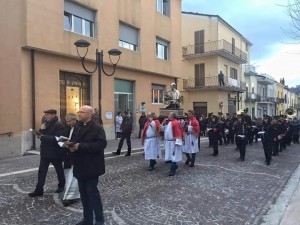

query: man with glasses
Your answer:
[67,105,107,225]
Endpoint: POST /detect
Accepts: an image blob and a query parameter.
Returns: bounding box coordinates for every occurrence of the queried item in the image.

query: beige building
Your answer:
[0,0,182,159]
[180,12,252,116]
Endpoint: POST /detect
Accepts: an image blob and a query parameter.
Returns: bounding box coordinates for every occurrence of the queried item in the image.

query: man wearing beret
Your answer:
[28,109,66,197]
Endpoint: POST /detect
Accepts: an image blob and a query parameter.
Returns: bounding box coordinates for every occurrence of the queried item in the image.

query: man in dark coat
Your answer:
[113,110,133,156]
[28,109,66,197]
[262,116,275,165]
[138,112,147,138]
[69,105,107,225]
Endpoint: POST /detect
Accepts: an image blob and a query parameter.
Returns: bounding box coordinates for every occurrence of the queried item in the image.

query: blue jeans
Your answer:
[77,177,104,224]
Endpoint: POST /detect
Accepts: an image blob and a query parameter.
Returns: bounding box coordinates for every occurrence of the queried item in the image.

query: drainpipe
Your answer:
[31,49,36,150]
[237,93,240,111]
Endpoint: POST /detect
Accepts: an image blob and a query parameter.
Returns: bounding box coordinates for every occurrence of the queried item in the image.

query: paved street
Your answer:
[0,138,300,225]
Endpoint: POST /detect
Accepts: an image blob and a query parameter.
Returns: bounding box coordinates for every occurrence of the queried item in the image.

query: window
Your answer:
[156,38,169,60]
[156,0,170,16]
[119,23,139,51]
[230,67,238,79]
[152,84,165,104]
[64,0,95,37]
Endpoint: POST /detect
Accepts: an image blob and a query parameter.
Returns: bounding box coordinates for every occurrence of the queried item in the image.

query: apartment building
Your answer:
[180,12,252,116]
[0,0,182,159]
[243,65,259,118]
[256,74,276,118]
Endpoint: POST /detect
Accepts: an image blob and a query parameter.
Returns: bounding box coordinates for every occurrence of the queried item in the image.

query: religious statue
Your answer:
[163,83,182,109]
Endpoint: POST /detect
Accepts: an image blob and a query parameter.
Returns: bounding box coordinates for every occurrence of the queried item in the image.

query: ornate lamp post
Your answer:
[74,39,121,123]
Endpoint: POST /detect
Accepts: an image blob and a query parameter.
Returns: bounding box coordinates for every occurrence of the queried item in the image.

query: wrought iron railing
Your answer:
[245,92,260,101]
[182,39,247,62]
[258,96,276,103]
[294,104,300,109]
[276,98,285,104]
[183,76,246,91]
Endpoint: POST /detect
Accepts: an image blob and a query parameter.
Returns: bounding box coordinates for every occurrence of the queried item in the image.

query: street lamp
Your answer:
[74,39,121,124]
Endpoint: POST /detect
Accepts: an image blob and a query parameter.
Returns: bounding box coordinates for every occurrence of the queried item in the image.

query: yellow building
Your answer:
[180,12,252,116]
[275,82,285,115]
[0,0,182,159]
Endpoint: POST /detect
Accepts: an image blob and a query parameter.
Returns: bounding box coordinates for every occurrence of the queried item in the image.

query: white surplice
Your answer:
[183,125,199,153]
[59,127,80,201]
[163,122,183,162]
[144,121,162,160]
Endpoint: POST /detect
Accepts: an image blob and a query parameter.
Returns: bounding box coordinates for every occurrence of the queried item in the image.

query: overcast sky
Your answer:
[182,0,300,87]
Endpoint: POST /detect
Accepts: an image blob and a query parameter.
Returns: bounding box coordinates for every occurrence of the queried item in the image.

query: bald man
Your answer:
[67,105,107,225]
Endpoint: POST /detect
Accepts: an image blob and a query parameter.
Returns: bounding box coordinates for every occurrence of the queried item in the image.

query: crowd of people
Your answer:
[27,106,300,225]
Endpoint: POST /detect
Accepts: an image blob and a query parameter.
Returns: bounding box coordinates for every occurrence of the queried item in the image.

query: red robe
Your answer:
[188,117,200,137]
[170,119,184,140]
[141,119,160,140]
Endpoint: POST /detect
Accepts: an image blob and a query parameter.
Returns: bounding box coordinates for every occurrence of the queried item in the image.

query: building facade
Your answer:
[180,12,252,116]
[0,0,182,159]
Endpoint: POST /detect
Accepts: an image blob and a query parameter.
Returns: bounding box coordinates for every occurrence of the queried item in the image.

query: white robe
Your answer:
[144,121,162,160]
[58,127,80,201]
[183,125,199,153]
[63,166,80,200]
[163,122,183,162]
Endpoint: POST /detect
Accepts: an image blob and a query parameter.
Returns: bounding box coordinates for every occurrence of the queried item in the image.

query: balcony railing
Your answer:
[257,74,274,85]
[183,76,246,93]
[258,96,276,103]
[182,39,248,64]
[294,104,300,109]
[276,98,286,104]
[245,92,260,101]
[244,65,257,76]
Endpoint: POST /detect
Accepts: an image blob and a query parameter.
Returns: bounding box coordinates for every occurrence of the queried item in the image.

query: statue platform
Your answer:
[159,108,184,117]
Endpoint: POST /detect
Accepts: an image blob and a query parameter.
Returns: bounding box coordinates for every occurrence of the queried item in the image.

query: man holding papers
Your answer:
[235,115,247,161]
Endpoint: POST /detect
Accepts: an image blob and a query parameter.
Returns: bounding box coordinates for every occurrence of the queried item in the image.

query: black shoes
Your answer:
[185,158,191,165]
[56,187,64,193]
[28,191,43,197]
[125,152,131,156]
[112,151,120,155]
[165,160,172,164]
[62,199,75,207]
[168,171,175,176]
[148,167,155,171]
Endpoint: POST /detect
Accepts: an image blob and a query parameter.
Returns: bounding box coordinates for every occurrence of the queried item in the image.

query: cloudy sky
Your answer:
[182,0,300,87]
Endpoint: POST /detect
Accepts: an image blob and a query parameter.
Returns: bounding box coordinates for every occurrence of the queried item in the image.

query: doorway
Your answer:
[60,72,90,123]
[193,102,207,116]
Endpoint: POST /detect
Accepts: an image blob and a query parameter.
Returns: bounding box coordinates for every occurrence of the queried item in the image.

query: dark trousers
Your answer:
[170,162,178,172]
[116,132,121,139]
[236,137,246,160]
[273,141,279,155]
[149,159,156,167]
[293,135,299,143]
[212,136,218,155]
[36,157,65,192]
[219,78,225,86]
[78,177,104,224]
[117,133,131,153]
[263,141,272,163]
[279,138,286,151]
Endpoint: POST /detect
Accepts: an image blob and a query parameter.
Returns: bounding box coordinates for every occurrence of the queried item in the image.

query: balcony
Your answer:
[245,92,260,102]
[244,65,257,76]
[276,98,285,104]
[183,76,246,93]
[257,75,274,85]
[257,96,276,103]
[294,104,300,109]
[182,39,248,64]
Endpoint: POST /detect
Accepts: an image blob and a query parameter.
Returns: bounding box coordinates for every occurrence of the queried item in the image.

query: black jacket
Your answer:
[71,120,107,179]
[121,116,133,135]
[39,116,65,159]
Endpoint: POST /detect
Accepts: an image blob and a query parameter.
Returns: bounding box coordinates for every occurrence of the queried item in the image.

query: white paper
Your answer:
[55,136,69,142]
[258,131,265,134]
[238,135,245,138]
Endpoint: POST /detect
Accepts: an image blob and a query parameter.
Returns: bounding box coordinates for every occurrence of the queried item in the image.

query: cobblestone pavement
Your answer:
[0,140,299,225]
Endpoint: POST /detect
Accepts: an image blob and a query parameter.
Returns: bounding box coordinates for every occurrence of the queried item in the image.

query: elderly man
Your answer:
[161,112,184,176]
[59,113,80,207]
[67,105,107,225]
[28,109,65,197]
[141,112,161,171]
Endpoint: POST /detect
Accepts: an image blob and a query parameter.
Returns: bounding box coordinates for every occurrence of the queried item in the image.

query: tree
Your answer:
[284,0,300,40]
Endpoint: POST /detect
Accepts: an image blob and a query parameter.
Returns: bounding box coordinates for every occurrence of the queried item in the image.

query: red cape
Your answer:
[188,117,200,137]
[141,119,160,140]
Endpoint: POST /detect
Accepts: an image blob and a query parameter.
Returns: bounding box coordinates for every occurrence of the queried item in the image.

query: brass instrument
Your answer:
[285,107,296,120]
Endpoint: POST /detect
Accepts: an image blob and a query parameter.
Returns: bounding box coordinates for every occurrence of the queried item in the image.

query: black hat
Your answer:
[43,109,57,114]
